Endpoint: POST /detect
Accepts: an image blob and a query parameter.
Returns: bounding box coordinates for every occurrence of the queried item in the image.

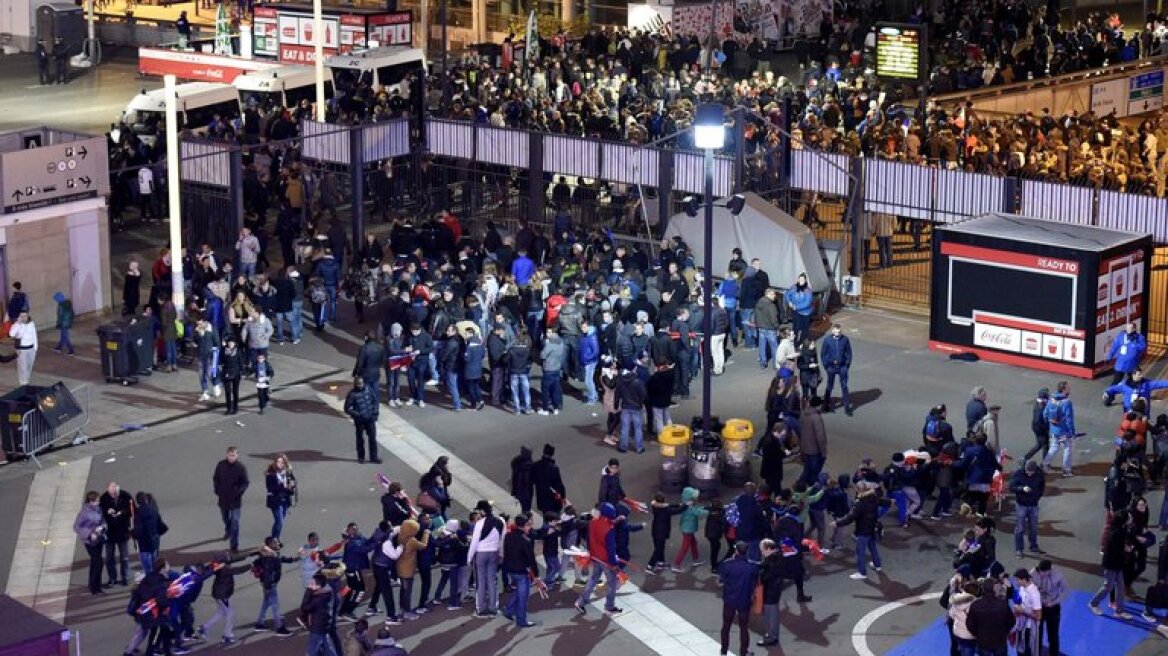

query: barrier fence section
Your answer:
[19,384,91,469]
[178,139,240,253]
[788,149,850,197]
[1019,179,1096,224]
[1098,190,1168,242]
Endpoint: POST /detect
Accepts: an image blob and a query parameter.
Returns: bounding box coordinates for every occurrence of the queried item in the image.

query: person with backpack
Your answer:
[1042,381,1077,478]
[1024,388,1052,463]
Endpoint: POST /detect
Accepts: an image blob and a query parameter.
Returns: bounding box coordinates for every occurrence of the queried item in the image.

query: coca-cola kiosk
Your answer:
[928,212,1152,379]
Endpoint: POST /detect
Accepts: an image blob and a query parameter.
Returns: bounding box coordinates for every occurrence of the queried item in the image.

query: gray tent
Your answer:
[663,193,831,293]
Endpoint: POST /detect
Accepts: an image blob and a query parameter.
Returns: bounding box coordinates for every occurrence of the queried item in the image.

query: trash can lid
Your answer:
[658,425,692,447]
[721,418,754,441]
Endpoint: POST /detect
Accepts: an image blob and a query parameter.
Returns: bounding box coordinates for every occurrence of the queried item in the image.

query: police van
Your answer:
[233,65,334,111]
[118,82,239,146]
[324,46,425,98]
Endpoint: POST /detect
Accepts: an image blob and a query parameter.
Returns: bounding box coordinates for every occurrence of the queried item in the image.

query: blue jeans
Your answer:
[957,638,977,656]
[799,454,825,487]
[578,564,618,610]
[290,300,304,341]
[504,573,531,625]
[976,647,1007,656]
[199,355,215,393]
[543,554,561,584]
[855,535,881,575]
[55,327,74,353]
[726,307,739,346]
[256,586,282,628]
[620,408,644,451]
[824,368,851,408]
[408,362,429,402]
[758,329,778,367]
[307,631,337,656]
[220,507,241,550]
[740,308,756,347]
[511,374,531,412]
[1160,494,1168,528]
[324,285,338,323]
[1043,435,1073,473]
[583,362,598,403]
[139,548,157,575]
[435,566,462,606]
[275,310,294,342]
[270,504,287,539]
[164,338,178,366]
[932,487,953,517]
[386,369,401,403]
[541,372,562,410]
[446,370,462,410]
[474,551,499,613]
[1014,504,1039,552]
[239,262,256,280]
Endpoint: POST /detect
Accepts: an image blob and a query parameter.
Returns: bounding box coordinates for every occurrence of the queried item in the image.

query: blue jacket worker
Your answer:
[1104,368,1168,411]
[1106,322,1147,387]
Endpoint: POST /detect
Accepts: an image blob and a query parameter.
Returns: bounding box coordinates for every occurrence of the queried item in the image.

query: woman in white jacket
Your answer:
[948,580,981,656]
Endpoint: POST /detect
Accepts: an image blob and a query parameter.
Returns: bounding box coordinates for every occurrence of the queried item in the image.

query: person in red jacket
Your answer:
[574,503,622,616]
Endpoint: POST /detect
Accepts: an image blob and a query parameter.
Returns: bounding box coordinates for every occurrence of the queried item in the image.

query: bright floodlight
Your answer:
[694,103,725,150]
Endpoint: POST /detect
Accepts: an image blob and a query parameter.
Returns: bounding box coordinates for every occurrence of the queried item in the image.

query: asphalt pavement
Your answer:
[1,305,1166,655]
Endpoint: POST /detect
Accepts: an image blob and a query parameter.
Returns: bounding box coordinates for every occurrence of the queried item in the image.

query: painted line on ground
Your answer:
[6,456,94,622]
[851,591,942,656]
[317,392,725,656]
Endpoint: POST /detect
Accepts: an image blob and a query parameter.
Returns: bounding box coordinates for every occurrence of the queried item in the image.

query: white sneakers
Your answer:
[199,392,211,402]
[849,572,867,580]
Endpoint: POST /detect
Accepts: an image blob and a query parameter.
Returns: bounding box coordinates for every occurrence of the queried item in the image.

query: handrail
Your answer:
[931,54,1168,105]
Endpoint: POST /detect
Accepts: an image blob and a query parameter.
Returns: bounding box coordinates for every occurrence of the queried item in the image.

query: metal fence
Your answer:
[19,384,91,469]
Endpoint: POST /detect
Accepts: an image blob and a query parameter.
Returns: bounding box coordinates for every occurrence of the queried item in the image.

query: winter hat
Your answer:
[612,259,624,272]
[1037,387,1050,399]
[636,310,649,323]
[443,519,460,534]
[542,443,555,458]
[956,564,972,579]
[52,292,65,303]
[892,452,905,464]
[777,367,793,379]
[816,471,830,485]
[599,502,617,519]
[474,500,492,513]
[390,323,403,337]
[989,561,1006,579]
[1024,460,1039,474]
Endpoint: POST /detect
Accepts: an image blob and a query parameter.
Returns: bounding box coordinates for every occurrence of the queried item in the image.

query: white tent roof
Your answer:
[663,193,832,293]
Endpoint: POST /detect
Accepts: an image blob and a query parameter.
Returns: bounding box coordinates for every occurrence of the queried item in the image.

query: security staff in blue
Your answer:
[1102,368,1168,412]
[820,323,854,416]
[1104,322,1147,400]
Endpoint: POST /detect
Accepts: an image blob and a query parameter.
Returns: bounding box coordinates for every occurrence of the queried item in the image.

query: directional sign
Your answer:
[1127,70,1165,115]
[1,136,109,214]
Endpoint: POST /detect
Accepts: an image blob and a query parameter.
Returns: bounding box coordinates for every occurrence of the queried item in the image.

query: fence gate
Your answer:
[179,140,241,254]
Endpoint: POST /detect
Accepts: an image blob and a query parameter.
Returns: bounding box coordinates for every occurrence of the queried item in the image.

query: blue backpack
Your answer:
[923,414,940,439]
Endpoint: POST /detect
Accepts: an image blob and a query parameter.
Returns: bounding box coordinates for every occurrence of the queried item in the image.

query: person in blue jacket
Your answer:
[312,250,341,326]
[783,273,814,344]
[579,320,601,404]
[1042,381,1077,478]
[820,323,854,416]
[1105,322,1147,391]
[716,542,760,656]
[1104,368,1168,412]
[955,433,1002,517]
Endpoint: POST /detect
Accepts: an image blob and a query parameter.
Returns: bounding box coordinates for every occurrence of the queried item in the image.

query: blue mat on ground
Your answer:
[886,590,1162,655]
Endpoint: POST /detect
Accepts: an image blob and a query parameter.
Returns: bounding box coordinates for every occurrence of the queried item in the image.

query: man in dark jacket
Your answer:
[405,323,433,407]
[597,458,627,506]
[220,337,244,415]
[832,483,891,579]
[966,578,1016,654]
[757,539,783,647]
[99,481,134,586]
[1089,509,1133,619]
[462,327,486,410]
[487,324,509,408]
[820,323,854,415]
[507,335,534,414]
[199,551,246,644]
[253,537,297,635]
[353,333,386,403]
[344,377,381,464]
[439,324,464,411]
[616,365,647,453]
[300,573,336,654]
[531,444,566,514]
[716,542,759,656]
[754,288,781,370]
[271,271,296,344]
[739,260,770,349]
[312,251,341,326]
[212,447,249,551]
[1011,460,1045,557]
[731,483,767,562]
[501,514,540,628]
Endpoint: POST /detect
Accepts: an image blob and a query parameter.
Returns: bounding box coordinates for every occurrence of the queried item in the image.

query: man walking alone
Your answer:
[344,377,381,464]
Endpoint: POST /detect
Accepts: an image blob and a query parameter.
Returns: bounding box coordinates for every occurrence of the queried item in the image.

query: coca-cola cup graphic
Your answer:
[1047,343,1057,355]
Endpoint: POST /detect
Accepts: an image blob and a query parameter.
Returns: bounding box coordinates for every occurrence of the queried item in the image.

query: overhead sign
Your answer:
[1,137,110,214]
[1127,70,1164,115]
[137,47,280,82]
[1090,78,1128,118]
[874,23,927,81]
[253,7,412,63]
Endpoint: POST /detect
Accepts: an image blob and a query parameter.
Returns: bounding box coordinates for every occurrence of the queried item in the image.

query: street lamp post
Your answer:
[693,103,725,435]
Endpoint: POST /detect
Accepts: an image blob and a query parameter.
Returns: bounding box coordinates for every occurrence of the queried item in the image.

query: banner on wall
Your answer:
[660,0,831,45]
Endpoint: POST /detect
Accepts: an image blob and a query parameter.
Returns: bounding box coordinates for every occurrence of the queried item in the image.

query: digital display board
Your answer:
[875,23,926,81]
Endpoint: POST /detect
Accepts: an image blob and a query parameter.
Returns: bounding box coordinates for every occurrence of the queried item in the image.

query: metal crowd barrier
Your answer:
[18,384,91,469]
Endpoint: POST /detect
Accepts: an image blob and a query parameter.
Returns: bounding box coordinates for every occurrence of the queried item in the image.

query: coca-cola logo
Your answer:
[973,323,1021,353]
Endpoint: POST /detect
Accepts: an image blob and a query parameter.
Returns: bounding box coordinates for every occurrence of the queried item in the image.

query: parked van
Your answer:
[119,82,239,146]
[325,46,426,98]
[233,65,334,111]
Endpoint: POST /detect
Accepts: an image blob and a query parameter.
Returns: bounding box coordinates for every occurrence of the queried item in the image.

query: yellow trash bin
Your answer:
[721,418,754,486]
[658,425,691,493]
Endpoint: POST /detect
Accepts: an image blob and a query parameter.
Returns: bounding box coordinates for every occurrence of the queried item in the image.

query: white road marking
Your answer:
[851,591,942,656]
[317,392,727,655]
[6,456,95,622]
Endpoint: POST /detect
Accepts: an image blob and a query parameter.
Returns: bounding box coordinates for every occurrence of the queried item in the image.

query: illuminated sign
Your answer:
[875,23,926,81]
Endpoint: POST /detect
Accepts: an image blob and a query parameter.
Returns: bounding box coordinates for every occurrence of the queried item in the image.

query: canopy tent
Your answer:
[663,193,831,293]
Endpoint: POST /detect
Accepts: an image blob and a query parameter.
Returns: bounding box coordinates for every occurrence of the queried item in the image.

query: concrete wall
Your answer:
[0,199,112,323]
[0,1,34,52]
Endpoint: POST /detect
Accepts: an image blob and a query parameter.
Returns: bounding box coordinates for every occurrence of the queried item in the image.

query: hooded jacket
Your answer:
[1045,393,1076,439]
[579,326,601,365]
[531,453,566,513]
[732,491,767,542]
[834,488,890,537]
[587,505,619,566]
[650,499,684,540]
[1107,330,1147,373]
[354,340,386,383]
[616,370,646,411]
[541,334,566,372]
[392,519,429,579]
[947,591,977,640]
[510,447,534,501]
[677,487,709,534]
[300,585,334,633]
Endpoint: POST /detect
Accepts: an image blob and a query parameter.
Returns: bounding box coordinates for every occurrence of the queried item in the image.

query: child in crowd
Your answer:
[704,498,726,570]
[823,474,852,551]
[647,492,683,573]
[533,512,564,585]
[672,487,708,572]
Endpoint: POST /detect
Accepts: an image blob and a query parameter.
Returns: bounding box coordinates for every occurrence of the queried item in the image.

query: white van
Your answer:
[119,82,239,146]
[325,46,426,98]
[233,65,334,111]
